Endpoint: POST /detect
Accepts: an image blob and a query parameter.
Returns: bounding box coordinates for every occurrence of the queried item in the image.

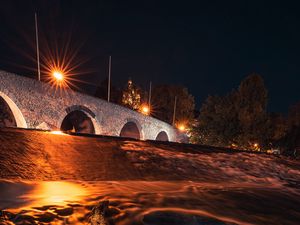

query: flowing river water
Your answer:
[0,128,300,224]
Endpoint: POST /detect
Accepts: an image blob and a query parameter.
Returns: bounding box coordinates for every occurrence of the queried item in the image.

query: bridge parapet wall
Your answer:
[0,71,184,142]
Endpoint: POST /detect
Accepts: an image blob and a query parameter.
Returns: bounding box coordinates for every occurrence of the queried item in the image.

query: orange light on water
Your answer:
[22,182,87,206]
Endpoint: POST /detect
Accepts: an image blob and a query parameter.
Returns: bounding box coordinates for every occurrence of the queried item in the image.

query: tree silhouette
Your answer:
[192,73,272,150]
[151,85,195,125]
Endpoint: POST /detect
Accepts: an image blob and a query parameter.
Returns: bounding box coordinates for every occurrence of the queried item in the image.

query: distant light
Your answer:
[142,106,149,114]
[50,130,66,135]
[52,71,64,81]
[253,142,260,151]
[140,104,150,115]
[231,143,237,148]
[178,124,186,131]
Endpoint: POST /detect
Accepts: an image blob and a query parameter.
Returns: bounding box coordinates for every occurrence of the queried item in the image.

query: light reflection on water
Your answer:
[21,181,87,207]
[1,180,300,225]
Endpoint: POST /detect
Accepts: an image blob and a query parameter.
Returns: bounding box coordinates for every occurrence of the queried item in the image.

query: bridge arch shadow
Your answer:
[0,91,27,128]
[120,119,143,140]
[155,131,169,142]
[59,105,101,134]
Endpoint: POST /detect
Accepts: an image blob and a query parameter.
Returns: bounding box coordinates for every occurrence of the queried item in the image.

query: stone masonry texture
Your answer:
[0,70,186,142]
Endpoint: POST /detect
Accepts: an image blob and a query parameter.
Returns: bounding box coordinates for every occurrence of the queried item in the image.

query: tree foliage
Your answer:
[278,102,300,156]
[122,79,141,110]
[288,102,300,128]
[192,74,273,150]
[151,85,195,125]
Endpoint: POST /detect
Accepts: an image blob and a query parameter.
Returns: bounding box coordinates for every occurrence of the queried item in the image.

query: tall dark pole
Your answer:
[148,81,152,106]
[108,56,111,102]
[172,96,177,126]
[35,13,41,81]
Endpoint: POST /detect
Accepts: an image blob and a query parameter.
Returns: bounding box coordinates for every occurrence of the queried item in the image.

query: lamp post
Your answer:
[107,56,111,102]
[172,96,177,126]
[148,81,152,110]
[35,12,41,81]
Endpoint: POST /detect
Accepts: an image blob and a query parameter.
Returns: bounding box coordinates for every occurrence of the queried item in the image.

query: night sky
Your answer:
[0,0,299,113]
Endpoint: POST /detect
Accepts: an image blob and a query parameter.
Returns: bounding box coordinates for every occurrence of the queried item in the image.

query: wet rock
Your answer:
[0,210,16,221]
[36,212,56,223]
[0,210,6,222]
[89,200,110,225]
[54,207,74,216]
[13,214,36,224]
[15,221,36,225]
[85,204,96,211]
[67,203,82,207]
[106,206,121,217]
[33,205,57,211]
[109,200,122,207]
[143,211,231,225]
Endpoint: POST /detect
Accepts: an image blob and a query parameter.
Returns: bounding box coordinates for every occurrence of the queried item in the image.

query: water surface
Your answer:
[0,128,300,224]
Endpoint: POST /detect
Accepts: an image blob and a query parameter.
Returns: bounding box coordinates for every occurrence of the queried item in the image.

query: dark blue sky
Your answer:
[0,0,299,113]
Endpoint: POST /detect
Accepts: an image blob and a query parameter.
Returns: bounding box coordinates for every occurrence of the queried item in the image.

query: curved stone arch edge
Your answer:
[155,130,170,141]
[120,118,145,140]
[0,91,28,128]
[56,105,101,135]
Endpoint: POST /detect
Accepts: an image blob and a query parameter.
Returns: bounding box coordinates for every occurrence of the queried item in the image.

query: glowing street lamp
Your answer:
[45,68,70,90]
[140,104,150,115]
[142,105,149,114]
[178,124,186,132]
[52,71,64,82]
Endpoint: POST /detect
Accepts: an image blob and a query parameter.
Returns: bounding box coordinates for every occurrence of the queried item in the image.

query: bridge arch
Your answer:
[120,118,143,140]
[58,105,101,134]
[0,91,27,128]
[155,131,169,142]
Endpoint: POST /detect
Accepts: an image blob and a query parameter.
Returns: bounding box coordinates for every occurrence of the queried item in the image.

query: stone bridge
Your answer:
[0,70,185,142]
